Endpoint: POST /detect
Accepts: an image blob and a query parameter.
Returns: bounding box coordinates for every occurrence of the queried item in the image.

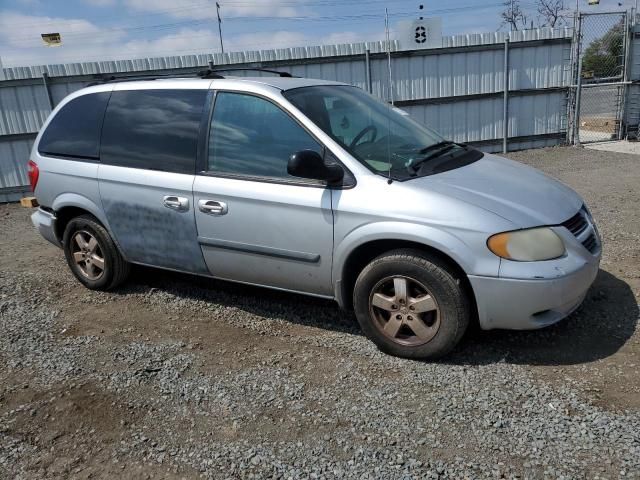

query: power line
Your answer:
[5,25,395,62]
[6,4,515,44]
[2,0,414,28]
[1,29,387,66]
[4,1,512,30]
[0,21,461,66]
[7,14,397,43]
[2,1,553,64]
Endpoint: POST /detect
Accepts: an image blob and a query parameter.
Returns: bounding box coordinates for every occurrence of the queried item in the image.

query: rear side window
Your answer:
[38,92,110,159]
[101,89,207,174]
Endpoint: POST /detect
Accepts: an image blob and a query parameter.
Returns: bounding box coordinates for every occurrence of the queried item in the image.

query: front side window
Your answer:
[38,92,110,159]
[208,92,321,179]
[101,89,207,174]
[284,85,483,180]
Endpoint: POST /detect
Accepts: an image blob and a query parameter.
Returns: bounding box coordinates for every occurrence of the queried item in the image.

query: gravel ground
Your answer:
[1,146,639,479]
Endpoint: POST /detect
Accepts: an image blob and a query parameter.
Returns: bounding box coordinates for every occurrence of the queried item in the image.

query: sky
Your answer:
[0,0,635,68]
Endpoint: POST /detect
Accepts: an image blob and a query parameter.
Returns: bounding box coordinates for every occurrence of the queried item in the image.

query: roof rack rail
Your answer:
[86,66,295,86]
[87,69,223,86]
[203,67,295,78]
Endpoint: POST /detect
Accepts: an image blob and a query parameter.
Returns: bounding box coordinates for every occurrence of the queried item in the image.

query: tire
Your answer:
[62,214,130,290]
[353,249,470,360]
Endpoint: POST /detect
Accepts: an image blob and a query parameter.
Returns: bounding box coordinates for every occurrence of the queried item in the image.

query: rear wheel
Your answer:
[63,214,130,290]
[353,249,470,359]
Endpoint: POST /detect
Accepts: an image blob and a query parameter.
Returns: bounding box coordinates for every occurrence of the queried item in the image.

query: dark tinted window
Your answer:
[101,89,206,174]
[38,92,110,159]
[208,92,321,179]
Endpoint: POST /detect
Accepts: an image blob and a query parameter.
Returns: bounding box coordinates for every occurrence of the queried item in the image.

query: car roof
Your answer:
[223,76,346,90]
[91,76,347,92]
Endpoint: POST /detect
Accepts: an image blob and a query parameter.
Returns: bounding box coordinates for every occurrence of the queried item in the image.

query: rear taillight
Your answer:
[27,160,39,191]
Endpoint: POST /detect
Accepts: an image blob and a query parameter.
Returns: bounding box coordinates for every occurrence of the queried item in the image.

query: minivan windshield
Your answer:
[283,85,483,181]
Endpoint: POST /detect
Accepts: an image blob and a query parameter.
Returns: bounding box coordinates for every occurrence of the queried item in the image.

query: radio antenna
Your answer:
[385,8,394,105]
[385,7,394,184]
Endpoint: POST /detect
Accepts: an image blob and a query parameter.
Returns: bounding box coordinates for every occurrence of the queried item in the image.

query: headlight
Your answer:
[487,227,565,261]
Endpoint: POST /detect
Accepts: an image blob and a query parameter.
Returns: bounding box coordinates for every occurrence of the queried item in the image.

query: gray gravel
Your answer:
[1,146,639,479]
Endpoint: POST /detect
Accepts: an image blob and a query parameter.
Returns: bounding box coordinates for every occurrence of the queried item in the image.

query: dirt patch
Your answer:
[580,116,617,133]
[1,146,639,478]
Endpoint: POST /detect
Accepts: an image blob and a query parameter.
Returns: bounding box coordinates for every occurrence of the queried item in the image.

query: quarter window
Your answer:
[208,92,321,179]
[101,89,207,174]
[38,92,110,159]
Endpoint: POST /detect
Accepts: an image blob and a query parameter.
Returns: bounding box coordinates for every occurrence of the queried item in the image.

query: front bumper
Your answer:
[31,207,61,247]
[469,225,601,330]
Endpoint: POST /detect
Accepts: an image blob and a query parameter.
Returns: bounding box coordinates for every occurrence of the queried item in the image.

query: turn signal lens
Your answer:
[487,227,565,262]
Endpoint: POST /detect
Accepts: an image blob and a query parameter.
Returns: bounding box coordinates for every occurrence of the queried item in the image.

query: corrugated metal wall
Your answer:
[623,23,640,134]
[401,91,567,142]
[0,28,572,202]
[0,137,32,201]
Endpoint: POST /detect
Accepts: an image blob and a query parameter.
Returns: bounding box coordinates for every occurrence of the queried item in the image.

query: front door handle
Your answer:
[198,199,228,215]
[163,195,189,212]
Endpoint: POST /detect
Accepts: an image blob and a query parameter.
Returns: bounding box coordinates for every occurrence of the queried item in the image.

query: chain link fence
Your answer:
[576,12,628,144]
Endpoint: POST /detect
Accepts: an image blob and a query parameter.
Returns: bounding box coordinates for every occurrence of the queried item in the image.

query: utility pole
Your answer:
[216,2,225,54]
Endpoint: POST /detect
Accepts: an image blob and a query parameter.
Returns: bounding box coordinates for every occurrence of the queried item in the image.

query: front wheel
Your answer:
[62,214,130,290]
[353,249,470,359]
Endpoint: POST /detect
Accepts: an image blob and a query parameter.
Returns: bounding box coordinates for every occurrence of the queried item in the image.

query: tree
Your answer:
[500,0,571,31]
[500,0,529,31]
[537,0,568,27]
[582,22,624,78]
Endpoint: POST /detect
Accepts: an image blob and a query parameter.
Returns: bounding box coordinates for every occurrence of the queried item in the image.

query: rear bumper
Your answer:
[31,207,60,247]
[469,256,599,330]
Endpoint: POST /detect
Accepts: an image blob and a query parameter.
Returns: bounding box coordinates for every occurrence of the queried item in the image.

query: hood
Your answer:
[412,153,582,228]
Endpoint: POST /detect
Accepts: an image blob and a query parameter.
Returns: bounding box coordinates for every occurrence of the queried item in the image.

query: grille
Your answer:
[561,208,599,254]
[582,233,598,253]
[561,210,589,236]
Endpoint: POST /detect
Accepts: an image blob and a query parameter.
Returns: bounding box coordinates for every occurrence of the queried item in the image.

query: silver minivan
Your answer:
[29,71,601,359]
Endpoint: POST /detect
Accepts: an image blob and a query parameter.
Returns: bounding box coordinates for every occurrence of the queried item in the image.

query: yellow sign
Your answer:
[588,0,600,5]
[41,33,62,47]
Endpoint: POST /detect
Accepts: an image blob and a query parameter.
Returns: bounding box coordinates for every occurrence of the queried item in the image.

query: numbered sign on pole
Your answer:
[399,18,442,50]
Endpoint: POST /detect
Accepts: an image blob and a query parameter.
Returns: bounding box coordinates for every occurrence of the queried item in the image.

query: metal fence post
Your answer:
[574,53,583,146]
[42,71,54,110]
[503,38,509,154]
[572,14,583,146]
[567,12,580,145]
[619,12,631,140]
[365,48,372,94]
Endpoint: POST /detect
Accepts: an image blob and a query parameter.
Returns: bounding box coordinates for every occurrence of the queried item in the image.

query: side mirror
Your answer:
[287,150,344,183]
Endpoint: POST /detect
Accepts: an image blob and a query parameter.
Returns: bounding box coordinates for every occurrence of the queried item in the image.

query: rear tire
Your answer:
[62,214,130,290]
[353,249,470,360]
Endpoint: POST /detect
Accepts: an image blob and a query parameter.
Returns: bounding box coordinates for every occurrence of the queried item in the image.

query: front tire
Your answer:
[353,249,470,360]
[62,214,130,290]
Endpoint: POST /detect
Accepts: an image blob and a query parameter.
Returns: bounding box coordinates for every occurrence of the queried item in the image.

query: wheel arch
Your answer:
[52,194,112,244]
[333,224,483,313]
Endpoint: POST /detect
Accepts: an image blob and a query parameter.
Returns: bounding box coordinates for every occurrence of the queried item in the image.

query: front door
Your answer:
[193,91,334,296]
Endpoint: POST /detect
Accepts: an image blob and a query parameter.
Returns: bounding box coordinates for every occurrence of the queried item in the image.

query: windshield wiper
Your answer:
[409,142,461,174]
[418,140,456,154]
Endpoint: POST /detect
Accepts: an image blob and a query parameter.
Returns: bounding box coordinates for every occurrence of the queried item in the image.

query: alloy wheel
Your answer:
[369,275,440,346]
[71,230,105,281]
